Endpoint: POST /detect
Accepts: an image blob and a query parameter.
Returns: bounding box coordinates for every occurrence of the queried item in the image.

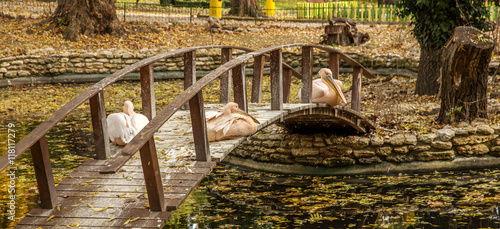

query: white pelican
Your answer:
[206,102,260,141]
[312,68,347,107]
[107,101,149,146]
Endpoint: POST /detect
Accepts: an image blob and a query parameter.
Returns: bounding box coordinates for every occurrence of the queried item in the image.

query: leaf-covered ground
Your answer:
[0,16,420,58]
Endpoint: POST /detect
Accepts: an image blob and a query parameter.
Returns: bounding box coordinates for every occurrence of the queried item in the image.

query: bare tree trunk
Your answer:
[229,0,260,17]
[437,26,494,124]
[415,46,441,95]
[45,0,124,41]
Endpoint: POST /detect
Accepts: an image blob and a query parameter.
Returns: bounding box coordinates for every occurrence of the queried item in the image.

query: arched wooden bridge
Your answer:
[2,44,375,228]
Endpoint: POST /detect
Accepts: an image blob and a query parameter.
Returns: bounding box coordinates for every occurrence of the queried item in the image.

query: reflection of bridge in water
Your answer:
[3,44,375,228]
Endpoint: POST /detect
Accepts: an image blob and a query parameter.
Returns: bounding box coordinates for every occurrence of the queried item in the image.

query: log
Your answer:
[438,26,494,124]
[320,17,369,46]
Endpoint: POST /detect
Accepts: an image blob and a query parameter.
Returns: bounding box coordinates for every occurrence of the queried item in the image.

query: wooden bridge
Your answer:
[2,44,375,228]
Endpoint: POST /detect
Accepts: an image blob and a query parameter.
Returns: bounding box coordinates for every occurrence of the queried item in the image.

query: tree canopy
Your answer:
[396,0,493,51]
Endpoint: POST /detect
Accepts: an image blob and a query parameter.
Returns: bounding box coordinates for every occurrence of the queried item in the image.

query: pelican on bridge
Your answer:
[312,68,347,107]
[107,101,149,146]
[206,102,260,142]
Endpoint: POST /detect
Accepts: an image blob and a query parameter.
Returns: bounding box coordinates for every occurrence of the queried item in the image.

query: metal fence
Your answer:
[0,0,499,25]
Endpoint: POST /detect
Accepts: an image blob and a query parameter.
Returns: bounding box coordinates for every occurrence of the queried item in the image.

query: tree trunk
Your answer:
[46,0,124,41]
[437,26,494,124]
[229,0,260,17]
[415,46,441,95]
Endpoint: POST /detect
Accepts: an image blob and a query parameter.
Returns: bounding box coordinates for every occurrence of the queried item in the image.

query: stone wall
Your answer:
[0,49,419,79]
[232,123,500,168]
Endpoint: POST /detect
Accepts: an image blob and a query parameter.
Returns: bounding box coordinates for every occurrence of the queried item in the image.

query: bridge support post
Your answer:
[220,48,232,104]
[141,64,156,119]
[251,55,265,103]
[139,138,165,211]
[233,63,247,112]
[283,68,292,103]
[351,67,363,111]
[183,51,197,110]
[189,92,211,162]
[89,91,110,160]
[30,136,57,209]
[301,46,313,104]
[186,50,210,161]
[329,53,340,80]
[270,49,283,110]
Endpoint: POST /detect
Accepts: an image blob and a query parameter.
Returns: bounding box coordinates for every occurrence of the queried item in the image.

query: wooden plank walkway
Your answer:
[16,103,318,228]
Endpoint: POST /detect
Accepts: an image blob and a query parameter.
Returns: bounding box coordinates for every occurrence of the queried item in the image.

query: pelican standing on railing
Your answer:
[202,102,261,142]
[312,68,347,107]
[107,101,149,146]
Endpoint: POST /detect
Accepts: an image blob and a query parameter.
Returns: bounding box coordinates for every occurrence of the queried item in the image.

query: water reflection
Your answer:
[165,164,500,228]
[0,115,94,228]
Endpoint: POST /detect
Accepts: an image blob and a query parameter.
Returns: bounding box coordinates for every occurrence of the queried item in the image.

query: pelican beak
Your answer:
[236,108,261,124]
[324,74,347,105]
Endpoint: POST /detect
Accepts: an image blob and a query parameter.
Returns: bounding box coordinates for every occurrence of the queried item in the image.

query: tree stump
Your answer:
[45,0,124,41]
[320,17,369,46]
[437,26,494,124]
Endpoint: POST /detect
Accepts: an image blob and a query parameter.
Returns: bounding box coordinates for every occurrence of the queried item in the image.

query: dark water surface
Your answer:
[1,82,500,229]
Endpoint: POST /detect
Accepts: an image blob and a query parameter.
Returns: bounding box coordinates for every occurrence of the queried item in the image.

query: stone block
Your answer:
[322,157,356,167]
[353,149,376,158]
[452,135,498,145]
[393,146,409,154]
[292,148,319,157]
[321,145,352,157]
[370,135,384,146]
[343,136,370,149]
[376,146,392,156]
[386,155,414,163]
[387,134,405,146]
[431,141,453,150]
[415,150,455,161]
[418,133,436,144]
[476,125,495,135]
[456,144,489,156]
[358,156,382,164]
[437,128,455,141]
[404,135,417,145]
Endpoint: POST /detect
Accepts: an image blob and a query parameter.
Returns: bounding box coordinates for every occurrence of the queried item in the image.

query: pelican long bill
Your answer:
[324,74,347,105]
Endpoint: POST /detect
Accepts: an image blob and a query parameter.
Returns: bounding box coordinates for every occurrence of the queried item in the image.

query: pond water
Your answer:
[1,82,500,229]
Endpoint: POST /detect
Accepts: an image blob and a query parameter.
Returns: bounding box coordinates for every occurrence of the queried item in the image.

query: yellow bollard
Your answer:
[210,0,222,18]
[265,0,275,16]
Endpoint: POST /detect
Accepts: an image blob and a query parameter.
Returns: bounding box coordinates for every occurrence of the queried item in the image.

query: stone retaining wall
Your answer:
[232,123,500,168]
[0,48,419,79]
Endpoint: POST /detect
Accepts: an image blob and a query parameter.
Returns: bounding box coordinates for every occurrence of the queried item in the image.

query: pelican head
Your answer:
[123,101,135,116]
[318,68,347,105]
[223,102,260,124]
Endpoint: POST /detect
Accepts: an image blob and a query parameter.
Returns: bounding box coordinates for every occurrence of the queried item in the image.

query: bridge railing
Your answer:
[1,44,374,212]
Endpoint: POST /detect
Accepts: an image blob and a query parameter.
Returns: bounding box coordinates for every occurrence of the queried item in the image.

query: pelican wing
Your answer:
[107,113,136,144]
[213,116,236,135]
[131,113,149,132]
[236,108,260,124]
